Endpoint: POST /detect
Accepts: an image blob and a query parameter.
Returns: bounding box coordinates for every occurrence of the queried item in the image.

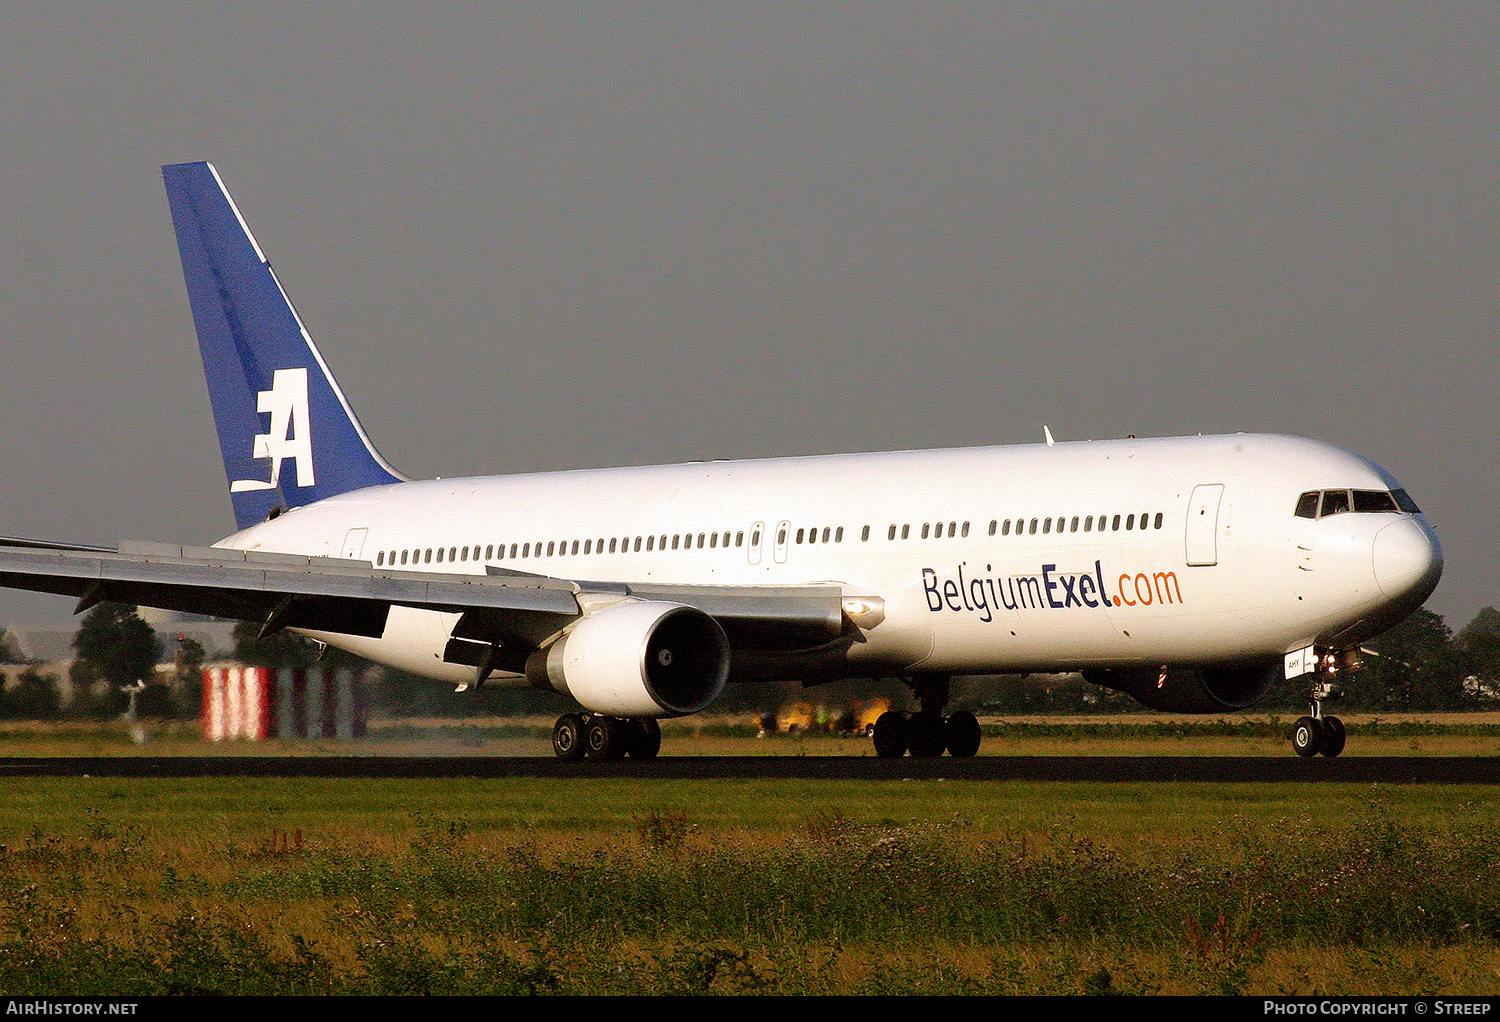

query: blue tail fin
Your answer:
[163,162,405,529]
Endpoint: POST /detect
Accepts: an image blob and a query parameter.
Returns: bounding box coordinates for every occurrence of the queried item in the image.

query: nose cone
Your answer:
[1373,518,1443,605]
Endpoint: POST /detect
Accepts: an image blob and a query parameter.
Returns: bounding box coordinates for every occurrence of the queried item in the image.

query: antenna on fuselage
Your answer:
[1043,426,1055,447]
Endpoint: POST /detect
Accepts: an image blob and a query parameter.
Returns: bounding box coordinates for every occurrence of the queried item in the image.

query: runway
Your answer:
[1,755,1497,782]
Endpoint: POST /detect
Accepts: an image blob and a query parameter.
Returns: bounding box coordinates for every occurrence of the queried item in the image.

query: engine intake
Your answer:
[526,601,730,717]
[1082,662,1279,714]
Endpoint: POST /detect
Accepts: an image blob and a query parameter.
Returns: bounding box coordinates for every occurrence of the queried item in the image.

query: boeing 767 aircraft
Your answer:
[0,163,1443,760]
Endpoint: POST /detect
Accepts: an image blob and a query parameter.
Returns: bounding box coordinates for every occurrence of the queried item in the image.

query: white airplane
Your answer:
[0,163,1443,760]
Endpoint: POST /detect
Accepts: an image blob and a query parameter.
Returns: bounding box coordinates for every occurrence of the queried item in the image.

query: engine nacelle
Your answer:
[1082,662,1279,714]
[526,601,730,717]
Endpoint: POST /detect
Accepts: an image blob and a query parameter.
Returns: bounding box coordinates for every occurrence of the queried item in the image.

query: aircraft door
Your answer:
[340,527,369,561]
[1185,485,1224,566]
[773,520,790,564]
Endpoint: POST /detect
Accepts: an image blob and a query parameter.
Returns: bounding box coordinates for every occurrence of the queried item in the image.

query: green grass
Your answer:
[1,776,1496,839]
[3,778,1500,994]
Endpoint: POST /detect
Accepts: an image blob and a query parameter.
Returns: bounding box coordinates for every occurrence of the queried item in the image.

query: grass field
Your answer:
[3,766,1500,994]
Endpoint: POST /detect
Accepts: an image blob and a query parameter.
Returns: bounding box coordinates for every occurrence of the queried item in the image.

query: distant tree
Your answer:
[70,603,163,718]
[1458,606,1500,647]
[232,619,323,669]
[163,634,207,718]
[1458,607,1500,702]
[0,630,22,664]
[0,667,60,719]
[1349,608,1469,710]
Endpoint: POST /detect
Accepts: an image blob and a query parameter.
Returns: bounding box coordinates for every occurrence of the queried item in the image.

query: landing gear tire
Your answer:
[627,718,662,762]
[586,715,627,760]
[1292,716,1323,758]
[872,711,908,758]
[553,713,586,761]
[1320,716,1346,758]
[944,710,982,758]
[907,712,947,758]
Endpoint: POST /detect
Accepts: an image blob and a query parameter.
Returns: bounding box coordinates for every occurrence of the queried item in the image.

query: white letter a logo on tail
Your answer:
[230,368,316,492]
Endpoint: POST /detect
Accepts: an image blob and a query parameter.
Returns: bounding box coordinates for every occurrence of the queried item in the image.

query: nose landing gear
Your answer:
[1292,678,1346,758]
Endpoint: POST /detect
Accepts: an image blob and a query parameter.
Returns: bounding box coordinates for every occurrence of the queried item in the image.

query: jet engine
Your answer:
[526,601,730,717]
[1082,662,1279,714]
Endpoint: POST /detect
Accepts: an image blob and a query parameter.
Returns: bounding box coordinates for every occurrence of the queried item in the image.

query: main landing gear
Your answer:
[552,713,661,762]
[871,674,982,759]
[1291,678,1346,759]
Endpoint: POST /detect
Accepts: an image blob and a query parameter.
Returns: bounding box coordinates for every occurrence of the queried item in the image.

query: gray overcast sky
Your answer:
[1,2,1495,631]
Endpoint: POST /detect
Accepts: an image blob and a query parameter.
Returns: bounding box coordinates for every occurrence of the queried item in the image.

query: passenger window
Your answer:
[1043,518,1052,534]
[988,520,997,536]
[752,529,762,546]
[1154,512,1163,529]
[836,527,844,542]
[1321,490,1351,517]
[1111,515,1121,531]
[888,525,897,540]
[961,522,969,538]
[1029,519,1038,535]
[902,525,910,539]
[921,524,930,539]
[1070,516,1079,533]
[609,538,617,553]
[1001,520,1010,536]
[797,528,805,544]
[1084,516,1093,532]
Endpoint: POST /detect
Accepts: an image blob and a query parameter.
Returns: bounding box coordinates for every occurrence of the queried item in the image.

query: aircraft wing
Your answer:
[0,539,847,657]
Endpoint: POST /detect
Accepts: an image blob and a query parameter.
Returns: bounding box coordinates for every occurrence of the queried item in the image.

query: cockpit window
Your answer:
[1320,489,1351,517]
[1296,488,1417,519]
[1352,489,1399,513]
